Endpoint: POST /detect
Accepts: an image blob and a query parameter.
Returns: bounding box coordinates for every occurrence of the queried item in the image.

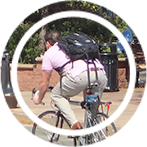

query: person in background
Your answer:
[32,30,107,130]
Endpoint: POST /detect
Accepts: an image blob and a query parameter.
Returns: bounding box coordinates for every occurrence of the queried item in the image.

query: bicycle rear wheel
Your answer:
[91,113,119,147]
[32,111,74,146]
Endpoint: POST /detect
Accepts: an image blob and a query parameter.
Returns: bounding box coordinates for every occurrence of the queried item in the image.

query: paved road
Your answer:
[0,120,147,147]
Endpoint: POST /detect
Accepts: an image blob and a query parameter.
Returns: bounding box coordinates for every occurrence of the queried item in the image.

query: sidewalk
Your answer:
[10,88,145,131]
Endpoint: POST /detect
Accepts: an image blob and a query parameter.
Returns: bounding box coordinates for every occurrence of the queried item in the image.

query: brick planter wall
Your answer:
[17,57,129,91]
[118,68,128,88]
[17,58,59,91]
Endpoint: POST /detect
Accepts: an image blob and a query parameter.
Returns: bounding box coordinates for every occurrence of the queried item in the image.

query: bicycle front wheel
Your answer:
[32,111,74,146]
[90,113,119,147]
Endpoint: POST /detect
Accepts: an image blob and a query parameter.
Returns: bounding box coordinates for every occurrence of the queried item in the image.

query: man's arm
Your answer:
[125,42,133,51]
[32,70,52,105]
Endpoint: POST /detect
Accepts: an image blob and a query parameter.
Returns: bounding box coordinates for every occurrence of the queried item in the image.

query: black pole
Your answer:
[1,49,7,92]
[1,49,17,108]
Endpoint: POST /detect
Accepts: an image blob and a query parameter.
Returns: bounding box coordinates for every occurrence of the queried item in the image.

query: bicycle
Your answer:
[32,87,117,146]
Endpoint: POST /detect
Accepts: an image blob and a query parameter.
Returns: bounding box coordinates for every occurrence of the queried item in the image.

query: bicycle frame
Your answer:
[48,110,72,142]
[49,111,61,142]
[86,110,100,143]
[32,88,115,146]
[80,103,109,146]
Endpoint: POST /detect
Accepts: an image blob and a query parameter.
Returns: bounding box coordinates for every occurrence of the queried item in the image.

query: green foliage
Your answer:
[48,1,112,42]
[0,0,147,63]
[117,51,125,58]
[101,46,111,53]
[112,16,139,36]
[95,25,113,43]
[25,0,113,42]
[0,23,40,63]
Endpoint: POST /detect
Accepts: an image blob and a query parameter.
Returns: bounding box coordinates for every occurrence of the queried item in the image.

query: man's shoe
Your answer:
[68,122,82,138]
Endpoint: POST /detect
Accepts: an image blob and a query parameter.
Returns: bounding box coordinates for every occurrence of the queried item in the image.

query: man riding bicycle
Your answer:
[32,30,107,130]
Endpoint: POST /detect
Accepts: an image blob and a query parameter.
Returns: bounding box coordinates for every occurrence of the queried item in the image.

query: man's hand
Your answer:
[32,96,41,105]
[31,90,41,105]
[32,70,52,105]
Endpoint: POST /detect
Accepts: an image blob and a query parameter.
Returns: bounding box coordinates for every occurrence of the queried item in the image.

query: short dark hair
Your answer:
[44,30,60,46]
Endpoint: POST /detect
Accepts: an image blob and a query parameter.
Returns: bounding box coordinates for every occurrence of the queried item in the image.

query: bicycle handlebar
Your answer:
[32,88,45,105]
[32,88,37,94]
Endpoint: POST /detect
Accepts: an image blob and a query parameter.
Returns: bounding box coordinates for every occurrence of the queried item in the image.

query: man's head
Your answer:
[130,21,138,31]
[44,30,60,49]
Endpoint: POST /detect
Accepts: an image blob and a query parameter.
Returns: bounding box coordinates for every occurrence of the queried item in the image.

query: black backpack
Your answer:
[58,32,100,89]
[58,32,100,62]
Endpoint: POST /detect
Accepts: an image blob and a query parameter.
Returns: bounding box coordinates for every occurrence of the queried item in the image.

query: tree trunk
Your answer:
[39,0,49,52]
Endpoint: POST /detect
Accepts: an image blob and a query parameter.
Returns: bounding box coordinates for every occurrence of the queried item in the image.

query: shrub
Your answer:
[112,16,139,36]
[0,23,40,63]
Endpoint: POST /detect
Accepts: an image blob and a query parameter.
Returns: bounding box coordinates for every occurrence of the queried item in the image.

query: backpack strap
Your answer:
[91,60,98,81]
[54,61,71,95]
[85,59,98,90]
[86,60,91,89]
[55,59,99,94]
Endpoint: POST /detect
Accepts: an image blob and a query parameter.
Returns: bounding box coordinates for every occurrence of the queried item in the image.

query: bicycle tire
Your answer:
[92,113,119,147]
[81,112,117,145]
[32,110,75,146]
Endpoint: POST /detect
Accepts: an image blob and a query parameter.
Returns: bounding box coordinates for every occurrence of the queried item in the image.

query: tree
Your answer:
[27,0,100,50]
[27,0,51,51]
[38,6,50,53]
